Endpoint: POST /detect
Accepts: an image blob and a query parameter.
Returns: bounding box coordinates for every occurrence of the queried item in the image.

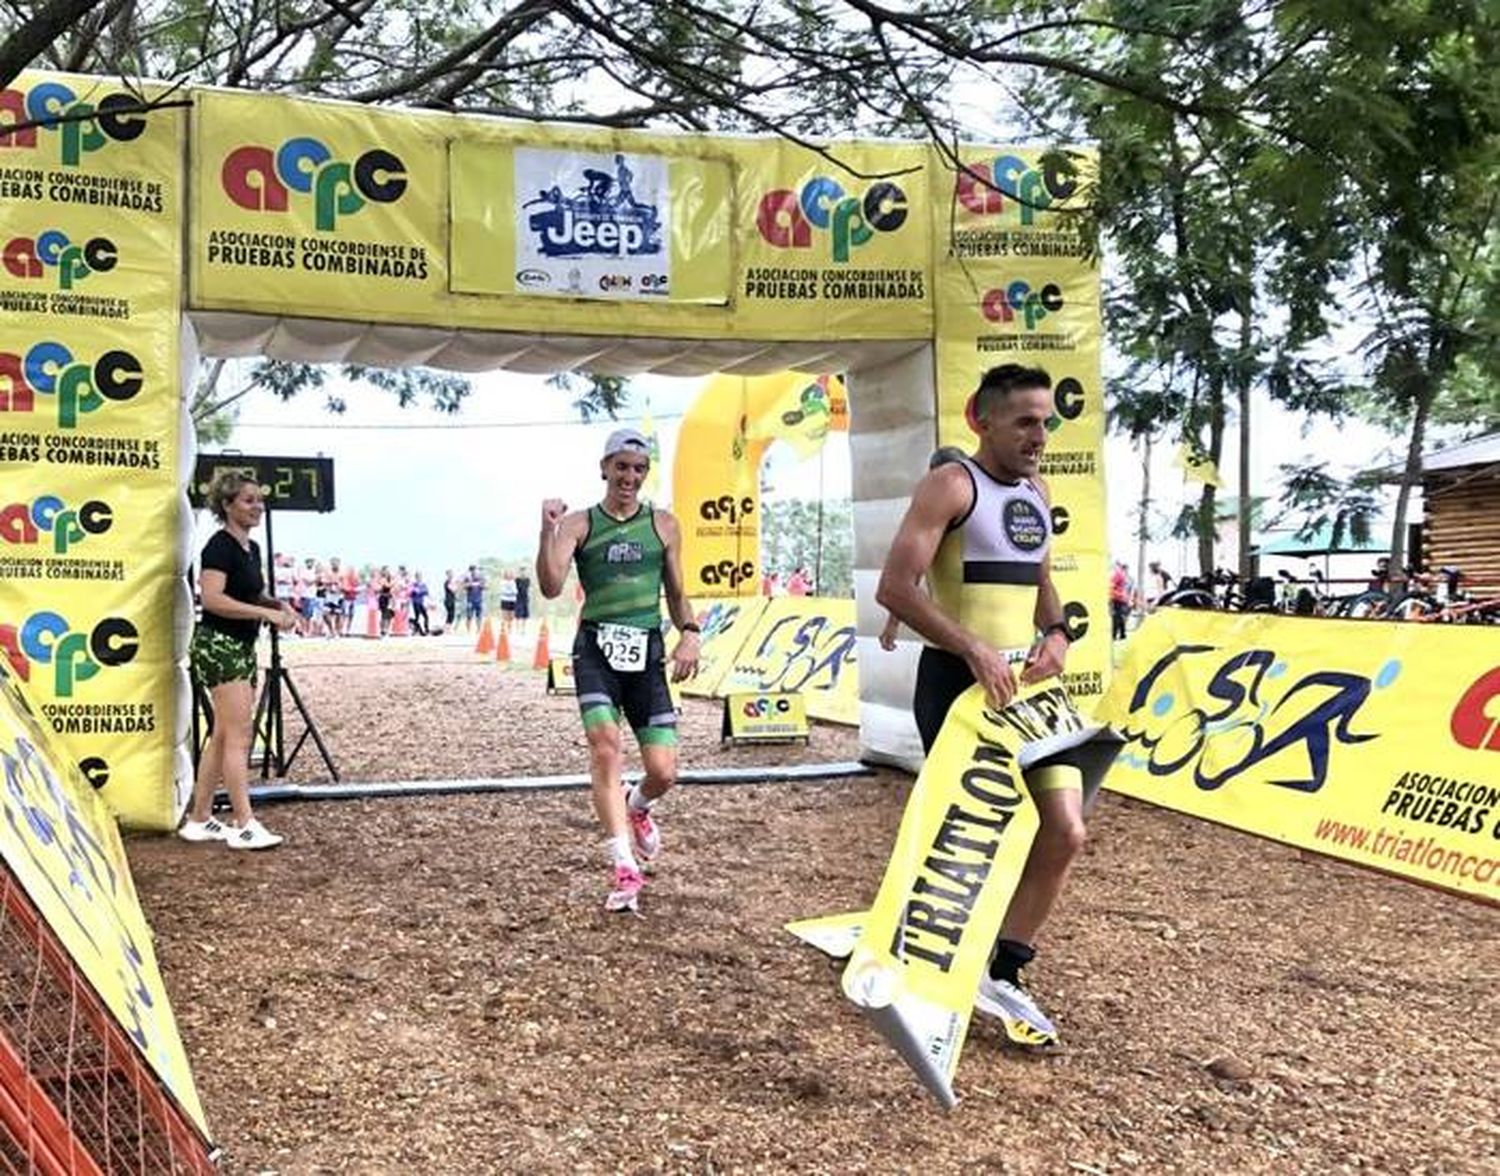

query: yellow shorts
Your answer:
[1026,764,1083,794]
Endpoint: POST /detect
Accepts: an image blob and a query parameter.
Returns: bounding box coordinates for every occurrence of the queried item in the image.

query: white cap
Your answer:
[602,427,650,460]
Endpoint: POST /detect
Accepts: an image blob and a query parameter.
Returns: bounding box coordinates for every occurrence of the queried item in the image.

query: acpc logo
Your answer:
[222,137,407,232]
[0,612,139,697]
[3,231,117,289]
[0,342,143,429]
[1451,667,1500,751]
[743,696,792,718]
[958,155,1077,225]
[757,177,907,263]
[981,279,1064,329]
[700,560,755,591]
[0,496,113,553]
[0,82,145,166]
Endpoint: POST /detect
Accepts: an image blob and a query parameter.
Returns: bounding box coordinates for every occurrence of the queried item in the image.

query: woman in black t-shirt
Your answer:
[181,472,296,851]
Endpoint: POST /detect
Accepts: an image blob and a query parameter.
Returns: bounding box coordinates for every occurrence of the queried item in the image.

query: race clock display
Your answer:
[190,454,335,513]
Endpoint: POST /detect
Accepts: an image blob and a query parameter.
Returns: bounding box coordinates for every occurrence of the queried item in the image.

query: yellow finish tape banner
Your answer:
[717,597,858,726]
[841,682,1118,1107]
[0,72,184,829]
[674,372,847,597]
[682,596,767,697]
[450,140,732,303]
[1098,611,1500,902]
[721,691,809,743]
[0,661,207,1133]
[931,146,1108,708]
[188,87,937,338]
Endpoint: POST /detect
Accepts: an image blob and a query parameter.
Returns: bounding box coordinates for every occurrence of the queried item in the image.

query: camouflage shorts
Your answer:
[189,626,258,689]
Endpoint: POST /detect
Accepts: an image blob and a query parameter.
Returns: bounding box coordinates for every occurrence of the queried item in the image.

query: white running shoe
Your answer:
[223,818,284,851]
[975,973,1059,1046]
[177,817,228,843]
[628,805,661,862]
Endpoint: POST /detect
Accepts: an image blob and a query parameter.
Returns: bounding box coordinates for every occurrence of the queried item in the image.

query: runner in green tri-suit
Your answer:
[536,428,701,912]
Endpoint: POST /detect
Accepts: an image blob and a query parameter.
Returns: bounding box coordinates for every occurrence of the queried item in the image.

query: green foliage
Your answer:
[759,498,853,597]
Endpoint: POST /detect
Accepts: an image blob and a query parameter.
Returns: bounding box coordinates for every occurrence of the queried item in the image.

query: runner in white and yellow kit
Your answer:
[536,428,701,912]
[877,363,1083,1046]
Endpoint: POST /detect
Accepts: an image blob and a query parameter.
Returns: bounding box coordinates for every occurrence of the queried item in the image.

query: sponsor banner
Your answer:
[841,682,1118,1106]
[717,597,858,726]
[733,139,932,337]
[192,88,446,315]
[450,140,732,304]
[721,690,809,743]
[0,659,207,1132]
[682,596,767,697]
[1097,611,1500,901]
[674,372,847,596]
[1,73,183,832]
[785,910,865,959]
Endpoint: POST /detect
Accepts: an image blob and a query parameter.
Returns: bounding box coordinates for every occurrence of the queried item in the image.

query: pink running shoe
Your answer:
[605,864,645,912]
[628,805,661,862]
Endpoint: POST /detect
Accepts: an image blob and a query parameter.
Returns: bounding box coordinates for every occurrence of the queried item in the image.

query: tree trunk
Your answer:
[1136,431,1153,615]
[1199,376,1226,577]
[1237,304,1254,585]
[1390,380,1439,585]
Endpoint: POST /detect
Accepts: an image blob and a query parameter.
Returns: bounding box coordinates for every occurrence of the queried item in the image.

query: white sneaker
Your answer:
[223,818,283,851]
[975,973,1059,1046]
[177,817,228,843]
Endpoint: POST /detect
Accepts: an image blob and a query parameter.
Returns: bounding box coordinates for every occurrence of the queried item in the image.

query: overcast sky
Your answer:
[208,365,1418,584]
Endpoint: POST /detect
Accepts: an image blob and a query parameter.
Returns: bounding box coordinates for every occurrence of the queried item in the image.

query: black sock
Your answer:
[988,938,1035,984]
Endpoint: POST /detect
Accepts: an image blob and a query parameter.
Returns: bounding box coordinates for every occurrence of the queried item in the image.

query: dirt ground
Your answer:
[124,635,1498,1174]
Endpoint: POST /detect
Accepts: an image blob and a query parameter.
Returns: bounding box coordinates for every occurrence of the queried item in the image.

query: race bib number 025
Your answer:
[597,624,649,672]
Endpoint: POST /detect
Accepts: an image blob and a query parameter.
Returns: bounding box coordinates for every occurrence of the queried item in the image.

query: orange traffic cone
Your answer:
[475,616,495,655]
[364,603,379,638]
[532,621,551,670]
[392,607,409,637]
[495,627,511,663]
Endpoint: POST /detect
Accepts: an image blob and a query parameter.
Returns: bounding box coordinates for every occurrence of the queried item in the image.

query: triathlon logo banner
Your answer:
[840,682,1118,1107]
[0,660,207,1132]
[680,596,768,697]
[1098,610,1500,901]
[513,147,670,300]
[718,597,858,726]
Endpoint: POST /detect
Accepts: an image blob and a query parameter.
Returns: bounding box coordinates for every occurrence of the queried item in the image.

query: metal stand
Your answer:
[249,501,339,781]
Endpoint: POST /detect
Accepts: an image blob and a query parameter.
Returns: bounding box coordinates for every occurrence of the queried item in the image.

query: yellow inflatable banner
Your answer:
[0,72,184,829]
[930,146,1107,705]
[841,682,1118,1107]
[682,596,768,697]
[191,87,448,317]
[0,659,207,1133]
[188,90,938,339]
[731,140,932,338]
[674,372,847,597]
[717,597,858,725]
[1098,612,1500,901]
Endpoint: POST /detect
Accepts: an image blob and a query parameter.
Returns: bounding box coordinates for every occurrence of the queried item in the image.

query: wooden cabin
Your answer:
[1418,433,1500,595]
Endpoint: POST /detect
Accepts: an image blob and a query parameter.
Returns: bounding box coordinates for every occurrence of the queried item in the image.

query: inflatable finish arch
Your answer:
[0,74,1107,829]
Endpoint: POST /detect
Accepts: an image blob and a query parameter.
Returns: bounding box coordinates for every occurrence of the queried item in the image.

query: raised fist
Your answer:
[541,498,568,526]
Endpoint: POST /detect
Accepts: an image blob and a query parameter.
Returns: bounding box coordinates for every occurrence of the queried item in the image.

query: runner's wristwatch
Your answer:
[1042,622,1072,643]
[680,622,702,634]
